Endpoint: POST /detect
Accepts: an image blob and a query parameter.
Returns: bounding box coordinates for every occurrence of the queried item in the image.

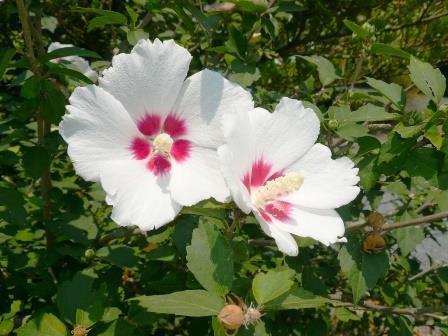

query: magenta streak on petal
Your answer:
[264,201,292,222]
[267,170,284,181]
[130,137,151,160]
[163,114,187,138]
[147,155,171,175]
[138,113,161,136]
[242,173,251,192]
[250,158,272,187]
[171,139,191,163]
[259,209,272,223]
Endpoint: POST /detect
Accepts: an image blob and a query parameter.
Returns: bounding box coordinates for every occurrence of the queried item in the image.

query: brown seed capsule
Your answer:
[367,212,385,229]
[218,304,245,330]
[71,325,89,336]
[363,234,386,252]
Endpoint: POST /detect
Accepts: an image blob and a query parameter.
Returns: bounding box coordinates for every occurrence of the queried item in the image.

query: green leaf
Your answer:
[362,252,389,289]
[96,245,139,267]
[56,271,105,324]
[41,47,101,62]
[125,5,138,25]
[393,226,425,256]
[183,2,220,31]
[263,287,329,311]
[40,81,67,123]
[425,124,444,150]
[88,15,128,31]
[252,269,295,305]
[300,55,341,86]
[225,26,248,59]
[22,146,51,179]
[0,319,14,335]
[46,63,94,84]
[358,155,378,191]
[338,237,389,303]
[230,0,269,12]
[371,43,410,59]
[186,221,234,295]
[126,29,149,46]
[356,136,381,157]
[366,77,406,110]
[405,147,440,180]
[394,122,425,138]
[16,313,67,336]
[348,104,400,122]
[408,57,446,104]
[334,307,360,321]
[343,19,369,38]
[0,48,15,79]
[0,187,26,226]
[336,123,369,140]
[130,290,225,317]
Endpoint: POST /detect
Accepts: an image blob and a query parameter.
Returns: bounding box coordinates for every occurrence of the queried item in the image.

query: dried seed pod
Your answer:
[71,325,89,336]
[218,304,245,330]
[367,212,385,230]
[363,234,386,252]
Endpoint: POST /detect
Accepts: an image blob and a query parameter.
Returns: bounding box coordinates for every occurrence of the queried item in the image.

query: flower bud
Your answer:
[71,325,89,336]
[328,119,339,129]
[218,304,245,330]
[84,249,95,259]
[366,212,384,229]
[363,234,386,252]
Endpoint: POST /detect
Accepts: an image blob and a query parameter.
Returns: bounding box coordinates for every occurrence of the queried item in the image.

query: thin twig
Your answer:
[345,211,448,233]
[409,263,448,282]
[329,294,448,319]
[16,0,39,75]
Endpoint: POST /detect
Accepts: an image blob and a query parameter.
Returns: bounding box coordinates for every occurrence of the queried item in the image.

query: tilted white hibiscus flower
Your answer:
[218,98,360,256]
[48,42,98,82]
[59,39,253,230]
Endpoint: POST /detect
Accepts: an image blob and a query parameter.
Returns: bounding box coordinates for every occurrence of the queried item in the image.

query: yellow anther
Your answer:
[252,172,304,208]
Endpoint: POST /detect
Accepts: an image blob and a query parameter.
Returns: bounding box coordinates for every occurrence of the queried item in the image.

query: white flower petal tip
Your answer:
[60,39,253,231]
[220,97,359,254]
[48,42,98,82]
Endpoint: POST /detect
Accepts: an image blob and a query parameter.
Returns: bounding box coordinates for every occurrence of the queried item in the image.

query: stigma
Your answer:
[153,133,174,155]
[252,172,304,208]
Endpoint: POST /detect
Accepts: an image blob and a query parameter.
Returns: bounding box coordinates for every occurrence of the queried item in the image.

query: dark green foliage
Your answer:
[1,0,448,335]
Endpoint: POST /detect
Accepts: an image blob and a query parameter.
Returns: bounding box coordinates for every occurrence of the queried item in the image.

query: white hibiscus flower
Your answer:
[59,39,253,230]
[218,98,360,256]
[48,42,98,82]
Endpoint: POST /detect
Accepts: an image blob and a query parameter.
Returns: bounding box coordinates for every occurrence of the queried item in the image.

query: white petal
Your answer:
[254,212,299,256]
[169,146,230,206]
[220,98,320,175]
[100,159,181,230]
[99,39,192,122]
[48,42,73,52]
[59,85,139,182]
[218,145,253,213]
[48,42,98,82]
[265,98,320,170]
[275,207,345,246]
[284,143,360,209]
[172,69,253,148]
